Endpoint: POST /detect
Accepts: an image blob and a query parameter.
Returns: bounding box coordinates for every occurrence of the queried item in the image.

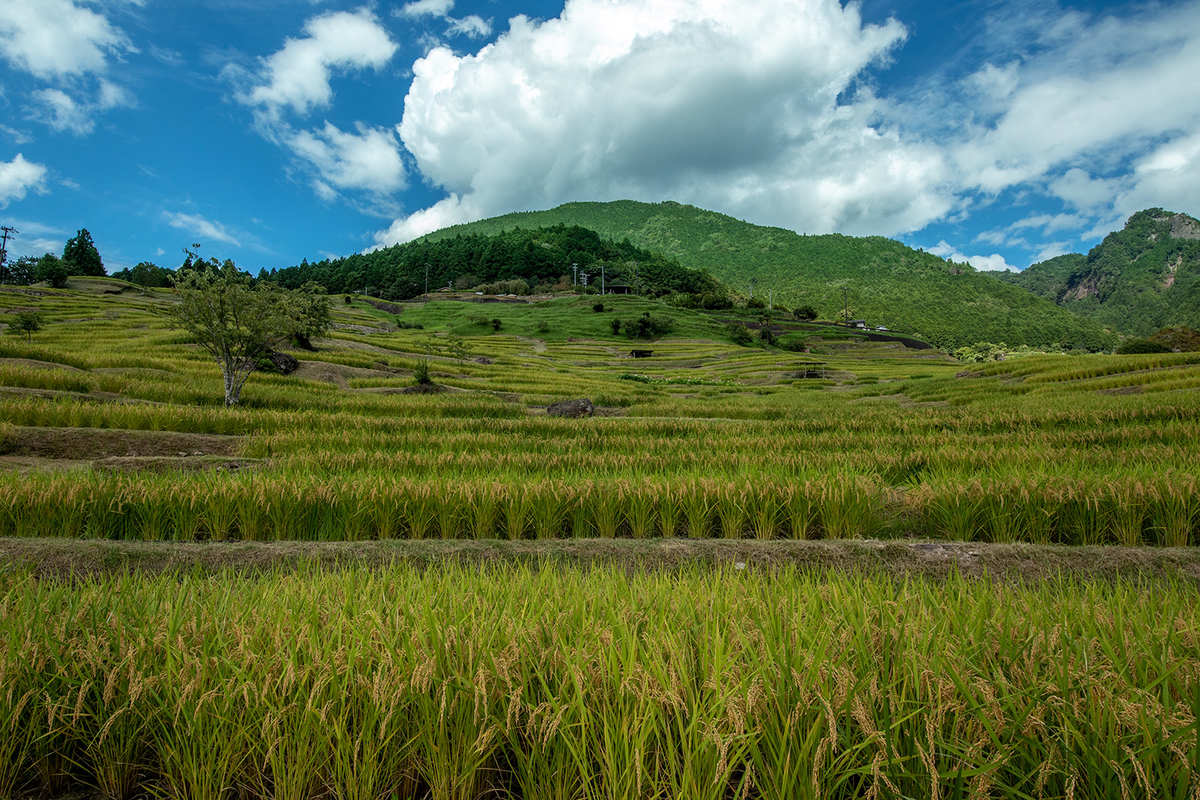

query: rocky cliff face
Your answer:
[998,208,1200,336]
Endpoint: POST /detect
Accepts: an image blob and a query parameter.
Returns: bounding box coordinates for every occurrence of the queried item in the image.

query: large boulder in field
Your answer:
[548,398,594,418]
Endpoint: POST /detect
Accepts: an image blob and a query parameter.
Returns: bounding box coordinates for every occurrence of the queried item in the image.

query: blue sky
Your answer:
[2,0,1199,276]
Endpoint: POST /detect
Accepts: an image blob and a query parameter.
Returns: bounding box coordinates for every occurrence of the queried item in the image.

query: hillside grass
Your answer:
[418,200,1118,351]
[2,281,1200,799]
[0,283,1197,547]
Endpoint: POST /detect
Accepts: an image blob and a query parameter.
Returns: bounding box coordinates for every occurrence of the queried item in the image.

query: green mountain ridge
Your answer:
[996,209,1200,336]
[421,200,1116,351]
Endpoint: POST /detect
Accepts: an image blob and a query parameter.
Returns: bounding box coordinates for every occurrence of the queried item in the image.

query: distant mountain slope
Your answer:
[997,209,1200,336]
[421,200,1116,350]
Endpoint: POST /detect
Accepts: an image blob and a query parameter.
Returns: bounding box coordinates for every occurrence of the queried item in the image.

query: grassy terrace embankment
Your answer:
[0,279,1198,544]
[2,279,1200,799]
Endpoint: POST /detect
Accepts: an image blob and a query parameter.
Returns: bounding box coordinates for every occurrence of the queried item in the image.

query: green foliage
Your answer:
[7,310,43,341]
[413,359,432,385]
[1150,325,1200,352]
[610,317,622,335]
[63,228,105,276]
[1,255,38,286]
[1001,209,1200,335]
[281,281,333,350]
[726,322,753,346]
[758,325,776,346]
[113,261,174,290]
[415,200,1117,350]
[34,254,69,288]
[793,304,818,321]
[169,258,327,406]
[624,312,674,339]
[1115,337,1173,355]
[270,224,722,301]
[746,296,765,309]
[592,302,605,313]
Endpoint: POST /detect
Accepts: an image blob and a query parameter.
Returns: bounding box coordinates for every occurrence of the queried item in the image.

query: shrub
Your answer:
[793,305,818,321]
[593,302,605,313]
[7,310,43,341]
[625,312,674,339]
[610,318,622,335]
[726,322,753,346]
[759,326,777,346]
[535,320,551,333]
[1115,338,1172,355]
[491,318,502,331]
[413,359,432,385]
[746,297,766,309]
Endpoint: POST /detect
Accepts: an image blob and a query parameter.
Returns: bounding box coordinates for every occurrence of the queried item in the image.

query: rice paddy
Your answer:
[2,278,1200,798]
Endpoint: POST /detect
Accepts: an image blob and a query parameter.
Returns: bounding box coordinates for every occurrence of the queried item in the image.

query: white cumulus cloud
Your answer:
[0,0,135,136]
[0,152,47,207]
[377,0,951,245]
[928,240,1015,272]
[242,8,398,122]
[399,0,455,18]
[232,8,406,205]
[0,0,130,79]
[286,122,407,197]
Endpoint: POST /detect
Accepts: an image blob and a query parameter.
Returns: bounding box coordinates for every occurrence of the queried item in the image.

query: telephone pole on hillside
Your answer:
[0,226,15,284]
[842,287,849,323]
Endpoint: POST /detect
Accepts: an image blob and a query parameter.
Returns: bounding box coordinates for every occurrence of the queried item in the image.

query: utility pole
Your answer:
[424,262,431,299]
[768,289,773,310]
[748,281,754,299]
[581,273,588,288]
[0,226,16,284]
[600,264,606,295]
[572,263,578,288]
[842,287,849,324]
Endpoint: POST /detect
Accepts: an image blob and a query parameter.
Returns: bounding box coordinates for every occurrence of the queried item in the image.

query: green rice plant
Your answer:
[783,481,815,540]
[621,479,658,539]
[364,482,403,540]
[1107,482,1147,548]
[591,487,622,539]
[433,481,463,540]
[746,483,782,540]
[500,484,531,540]
[918,477,987,541]
[465,482,500,539]
[657,482,681,538]
[405,483,438,540]
[818,475,883,539]
[1148,476,1197,547]
[681,479,714,539]
[716,482,747,540]
[529,481,570,539]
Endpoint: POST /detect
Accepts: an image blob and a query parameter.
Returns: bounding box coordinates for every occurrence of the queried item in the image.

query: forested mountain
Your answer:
[420,200,1116,350]
[269,224,721,299]
[996,209,1200,336]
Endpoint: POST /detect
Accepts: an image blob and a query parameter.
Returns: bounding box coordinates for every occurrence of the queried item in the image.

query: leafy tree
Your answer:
[1149,326,1200,352]
[8,310,43,341]
[34,254,69,288]
[1115,337,1173,354]
[281,281,333,350]
[2,255,38,286]
[759,325,777,346]
[793,305,818,321]
[725,322,753,346]
[63,228,105,276]
[169,257,328,407]
[114,261,175,293]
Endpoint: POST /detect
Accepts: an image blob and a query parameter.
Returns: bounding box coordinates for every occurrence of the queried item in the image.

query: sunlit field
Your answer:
[1,280,1198,546]
[2,279,1200,799]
